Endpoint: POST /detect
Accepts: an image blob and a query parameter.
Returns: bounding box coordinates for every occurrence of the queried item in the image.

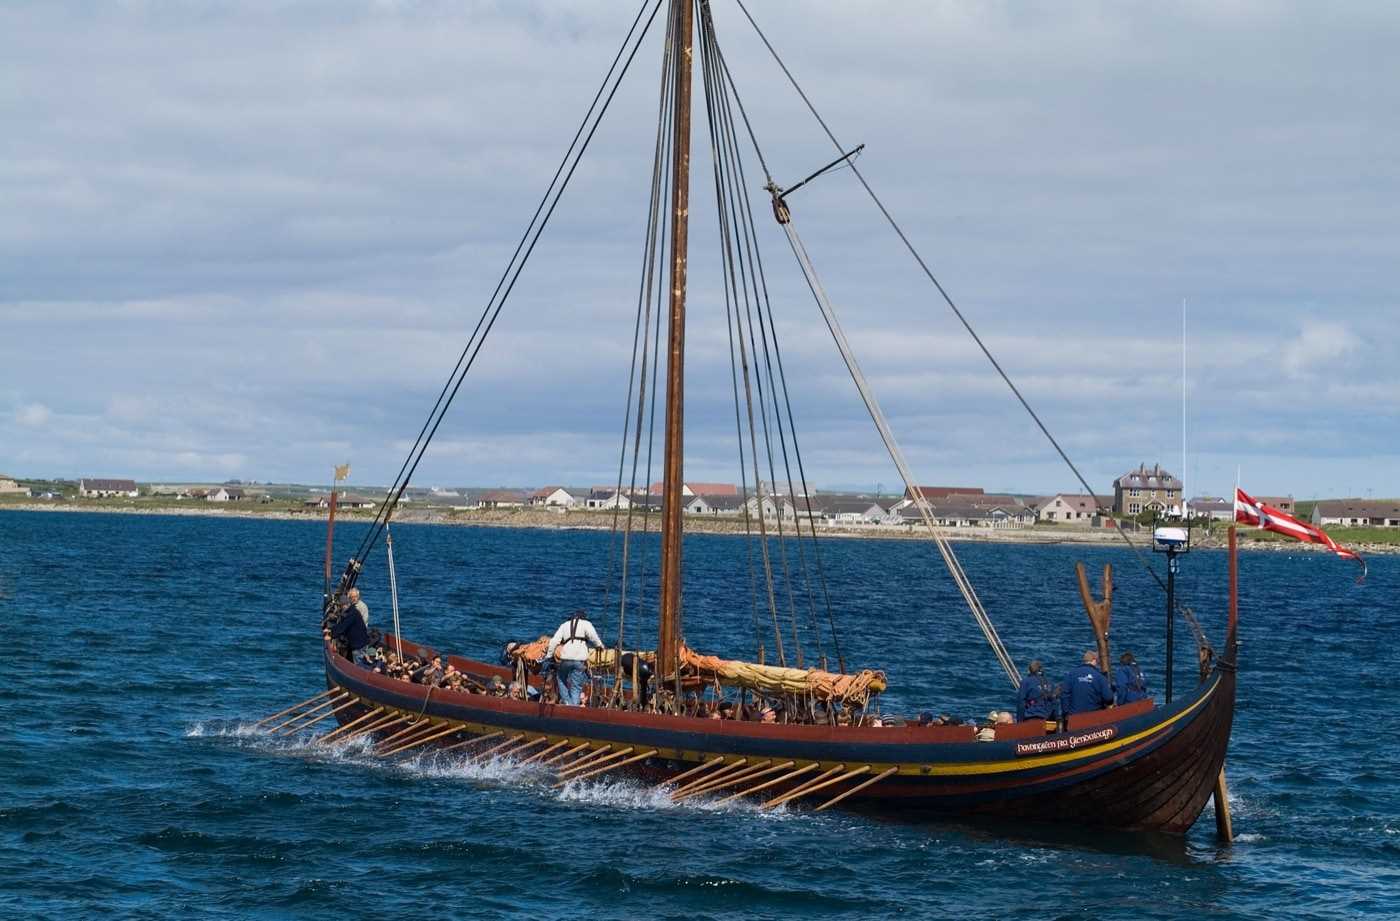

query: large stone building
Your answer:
[1111,464,1182,517]
[0,475,30,496]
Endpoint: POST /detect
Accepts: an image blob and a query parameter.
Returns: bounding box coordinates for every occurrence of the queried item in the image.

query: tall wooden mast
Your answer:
[657,0,694,681]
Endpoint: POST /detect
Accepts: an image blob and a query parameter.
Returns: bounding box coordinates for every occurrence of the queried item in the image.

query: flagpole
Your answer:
[1181,297,1187,519]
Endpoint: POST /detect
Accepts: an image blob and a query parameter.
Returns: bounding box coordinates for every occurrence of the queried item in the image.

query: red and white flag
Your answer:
[1235,487,1366,578]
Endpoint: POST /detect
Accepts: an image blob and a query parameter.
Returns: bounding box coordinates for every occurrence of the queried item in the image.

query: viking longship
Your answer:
[265,0,1239,835]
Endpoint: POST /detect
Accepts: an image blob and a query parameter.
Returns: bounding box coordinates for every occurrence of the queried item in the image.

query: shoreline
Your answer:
[6,501,1396,555]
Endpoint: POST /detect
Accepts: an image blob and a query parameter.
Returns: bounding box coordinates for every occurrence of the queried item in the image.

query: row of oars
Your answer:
[665,755,899,811]
[255,691,897,810]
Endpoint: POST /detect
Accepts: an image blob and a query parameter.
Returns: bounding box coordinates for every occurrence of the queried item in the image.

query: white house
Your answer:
[820,497,887,524]
[585,488,631,510]
[530,486,578,508]
[1311,499,1400,528]
[79,478,139,498]
[746,494,797,522]
[206,487,245,502]
[1037,494,1108,523]
[476,490,527,509]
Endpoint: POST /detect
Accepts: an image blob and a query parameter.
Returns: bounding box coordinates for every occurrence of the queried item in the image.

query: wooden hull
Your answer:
[324,620,1236,833]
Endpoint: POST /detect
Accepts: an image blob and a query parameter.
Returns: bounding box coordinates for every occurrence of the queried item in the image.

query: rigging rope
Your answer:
[732,0,1169,597]
[703,13,839,672]
[337,0,666,589]
[698,8,786,666]
[781,217,1020,688]
[606,0,678,651]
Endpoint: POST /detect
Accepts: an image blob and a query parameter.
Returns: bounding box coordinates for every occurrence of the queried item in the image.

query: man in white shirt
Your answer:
[544,611,604,706]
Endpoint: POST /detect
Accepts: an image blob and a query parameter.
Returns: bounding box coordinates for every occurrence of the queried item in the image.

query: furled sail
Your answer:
[504,638,885,705]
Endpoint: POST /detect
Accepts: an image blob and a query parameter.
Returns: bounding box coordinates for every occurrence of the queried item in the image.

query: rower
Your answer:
[1060,650,1114,717]
[1015,659,1060,723]
[543,610,604,706]
[1114,651,1150,705]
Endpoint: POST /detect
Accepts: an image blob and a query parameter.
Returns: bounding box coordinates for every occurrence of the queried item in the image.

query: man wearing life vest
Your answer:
[1114,651,1150,705]
[544,610,605,706]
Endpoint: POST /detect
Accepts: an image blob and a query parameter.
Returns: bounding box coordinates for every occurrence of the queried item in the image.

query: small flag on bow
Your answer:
[1235,487,1365,580]
[334,463,351,482]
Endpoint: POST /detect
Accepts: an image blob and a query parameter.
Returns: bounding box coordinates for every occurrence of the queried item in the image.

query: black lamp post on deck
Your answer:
[1152,519,1191,703]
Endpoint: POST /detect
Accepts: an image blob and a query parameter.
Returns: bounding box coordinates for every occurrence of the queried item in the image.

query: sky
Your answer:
[2,1,1397,499]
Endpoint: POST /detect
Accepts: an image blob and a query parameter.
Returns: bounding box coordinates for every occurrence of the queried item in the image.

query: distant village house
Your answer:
[529,486,578,508]
[79,478,139,498]
[1311,499,1400,528]
[1037,494,1109,523]
[476,490,527,509]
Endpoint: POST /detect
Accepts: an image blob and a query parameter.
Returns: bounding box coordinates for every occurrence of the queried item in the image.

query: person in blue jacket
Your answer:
[1015,659,1060,722]
[1060,650,1114,716]
[1114,651,1150,705]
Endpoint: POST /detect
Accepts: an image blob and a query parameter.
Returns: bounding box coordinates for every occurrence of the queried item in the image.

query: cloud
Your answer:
[1282,321,1360,378]
[14,403,51,427]
[0,1,1397,499]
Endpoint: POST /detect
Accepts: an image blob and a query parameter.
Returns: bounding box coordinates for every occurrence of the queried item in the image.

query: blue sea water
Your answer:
[2,509,1398,920]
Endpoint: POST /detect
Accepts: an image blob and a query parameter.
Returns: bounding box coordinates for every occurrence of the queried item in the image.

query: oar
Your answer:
[551,745,615,777]
[554,747,635,785]
[281,695,357,735]
[674,761,787,803]
[539,741,592,767]
[381,723,462,757]
[665,756,726,788]
[814,766,898,812]
[255,689,338,727]
[766,765,869,811]
[440,731,503,755]
[519,739,571,766]
[671,760,776,802]
[556,749,657,786]
[374,718,432,752]
[711,762,819,806]
[317,706,385,745]
[338,711,404,744]
[762,764,850,811]
[469,734,527,762]
[268,691,349,733]
[670,759,748,799]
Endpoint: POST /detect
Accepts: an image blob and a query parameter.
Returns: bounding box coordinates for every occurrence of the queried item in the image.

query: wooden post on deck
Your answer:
[1075,562,1113,673]
[1213,526,1239,843]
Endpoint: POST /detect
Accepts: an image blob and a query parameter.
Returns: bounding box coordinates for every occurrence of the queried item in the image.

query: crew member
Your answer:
[326,599,371,667]
[1015,659,1059,723]
[1060,650,1114,716]
[345,587,370,629]
[543,610,604,706]
[1114,651,1150,705]
[618,650,653,708]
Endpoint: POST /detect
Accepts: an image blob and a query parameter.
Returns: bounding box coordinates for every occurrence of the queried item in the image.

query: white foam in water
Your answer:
[195,718,803,816]
[185,719,274,739]
[1234,833,1266,843]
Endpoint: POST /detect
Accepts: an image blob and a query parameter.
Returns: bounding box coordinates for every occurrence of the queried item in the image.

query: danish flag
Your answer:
[1234,487,1365,578]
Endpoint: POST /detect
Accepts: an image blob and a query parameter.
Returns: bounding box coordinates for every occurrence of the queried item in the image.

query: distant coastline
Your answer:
[5,501,1396,555]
